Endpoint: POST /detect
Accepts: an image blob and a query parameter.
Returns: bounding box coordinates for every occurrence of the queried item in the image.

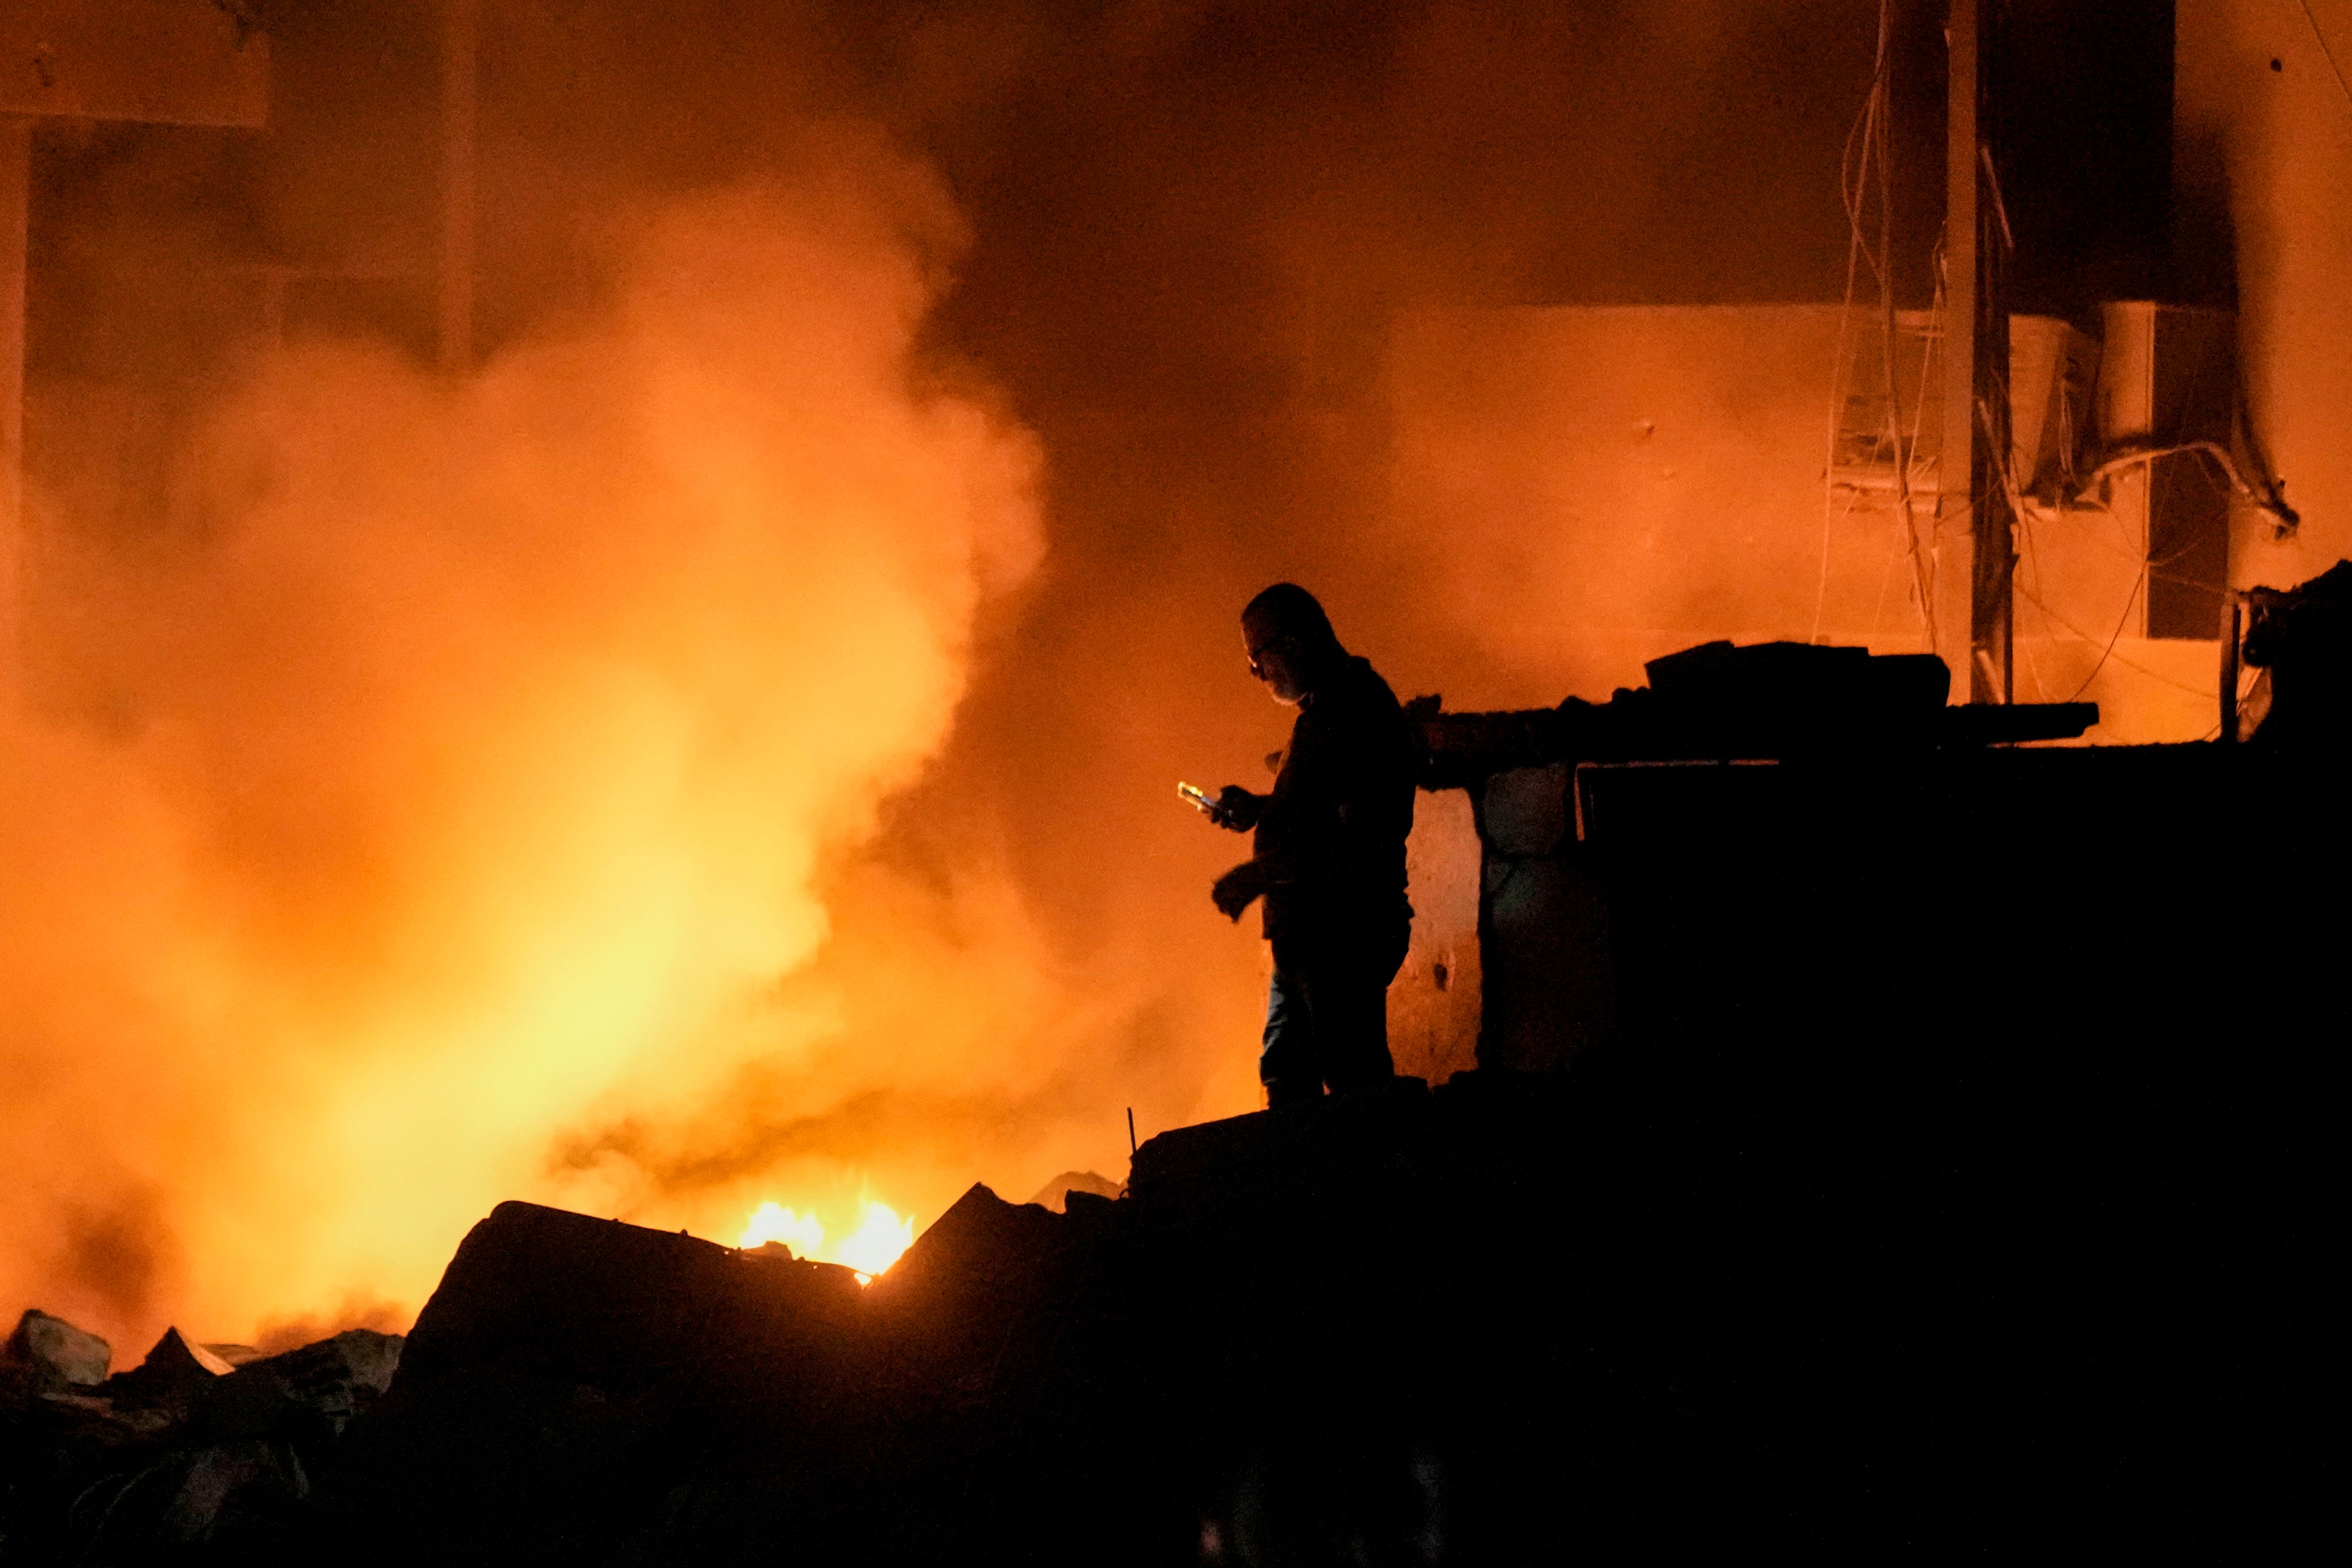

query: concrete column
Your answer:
[1,117,29,629]
[439,0,478,373]
[1936,0,1980,688]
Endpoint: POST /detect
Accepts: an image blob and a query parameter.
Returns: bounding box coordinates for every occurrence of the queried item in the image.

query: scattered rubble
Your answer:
[4,1312,110,1392]
[1023,1170,1121,1211]
[0,738,2330,1562]
[2242,558,2352,752]
[1413,637,2096,788]
[0,1310,405,1563]
[105,1328,233,1411]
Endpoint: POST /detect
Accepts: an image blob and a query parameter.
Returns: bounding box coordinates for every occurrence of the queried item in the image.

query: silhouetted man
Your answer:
[1204,584,1416,1106]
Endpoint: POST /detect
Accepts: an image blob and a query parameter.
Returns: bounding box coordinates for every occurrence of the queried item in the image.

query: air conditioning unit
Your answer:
[2095,302,2235,640]
[1828,310,1941,501]
[2008,314,2100,496]
[1831,311,2100,506]
[2019,303,2235,644]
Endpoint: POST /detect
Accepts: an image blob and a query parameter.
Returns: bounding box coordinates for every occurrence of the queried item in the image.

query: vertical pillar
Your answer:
[1937,0,1978,686]
[1940,0,2014,704]
[2218,596,2242,744]
[438,0,478,374]
[1,117,29,628]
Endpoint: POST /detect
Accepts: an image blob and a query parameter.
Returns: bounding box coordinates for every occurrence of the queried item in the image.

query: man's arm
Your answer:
[1211,858,1271,921]
[1209,785,1265,832]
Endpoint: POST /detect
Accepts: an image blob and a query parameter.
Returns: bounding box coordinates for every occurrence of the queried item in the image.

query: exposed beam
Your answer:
[1940,0,2014,704]
[2,117,26,606]
[1,0,268,128]
[0,1,269,594]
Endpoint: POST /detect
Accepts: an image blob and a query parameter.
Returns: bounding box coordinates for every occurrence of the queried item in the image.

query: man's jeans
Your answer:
[1259,926,1409,1107]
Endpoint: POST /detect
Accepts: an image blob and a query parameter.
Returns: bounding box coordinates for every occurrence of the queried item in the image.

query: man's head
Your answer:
[1242,583,1342,705]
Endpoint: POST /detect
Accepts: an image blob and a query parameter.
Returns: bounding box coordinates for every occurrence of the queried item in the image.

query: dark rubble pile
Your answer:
[0,1056,2269,1565]
[7,718,2332,1565]
[0,1076,1735,1566]
[5,732,2331,1562]
[0,1310,401,1562]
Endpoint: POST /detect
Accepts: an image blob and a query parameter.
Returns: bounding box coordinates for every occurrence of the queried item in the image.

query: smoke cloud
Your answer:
[5,125,1048,1346]
[8,0,1923,1348]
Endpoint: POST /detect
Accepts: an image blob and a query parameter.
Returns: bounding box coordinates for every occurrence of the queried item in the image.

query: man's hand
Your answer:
[1209,785,1265,832]
[1211,859,1270,921]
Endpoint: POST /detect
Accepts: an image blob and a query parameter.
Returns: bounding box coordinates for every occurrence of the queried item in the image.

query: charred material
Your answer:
[1417,639,2101,1075]
[2242,559,2352,755]
[1415,640,2094,789]
[330,1202,869,1565]
[7,725,2332,1566]
[1,739,2332,1563]
[0,1312,404,1561]
[2,1313,109,1395]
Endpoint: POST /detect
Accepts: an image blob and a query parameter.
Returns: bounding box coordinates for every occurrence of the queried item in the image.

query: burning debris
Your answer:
[2239,561,2352,755]
[2,632,2334,1562]
[736,1201,916,1280]
[0,1307,403,1560]
[1024,1171,1122,1212]
[0,5,2338,1562]
[2,1314,108,1395]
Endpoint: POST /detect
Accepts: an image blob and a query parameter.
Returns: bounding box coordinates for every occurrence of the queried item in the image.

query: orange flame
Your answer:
[740,1199,914,1282]
[739,1202,827,1256]
[0,141,1043,1353]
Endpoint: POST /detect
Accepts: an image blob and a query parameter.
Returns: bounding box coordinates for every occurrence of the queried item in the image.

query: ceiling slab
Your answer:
[2,0,267,127]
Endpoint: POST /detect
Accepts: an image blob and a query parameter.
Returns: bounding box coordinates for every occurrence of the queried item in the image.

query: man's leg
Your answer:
[1258,961,1323,1108]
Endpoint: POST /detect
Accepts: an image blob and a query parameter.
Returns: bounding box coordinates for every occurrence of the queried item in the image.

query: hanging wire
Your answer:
[1903,241,1945,647]
[2056,572,2146,701]
[1985,366,2206,705]
[1876,0,1933,649]
[1814,0,1930,648]
[2018,575,2226,701]
[1814,10,1887,644]
[2014,505,2054,701]
[2295,0,2352,110]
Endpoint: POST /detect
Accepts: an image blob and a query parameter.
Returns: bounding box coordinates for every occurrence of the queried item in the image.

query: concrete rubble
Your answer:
[1024,1171,1122,1211]
[1,1310,404,1563]
[2,1314,109,1394]
[4,1003,2322,1565]
[0,694,2335,1562]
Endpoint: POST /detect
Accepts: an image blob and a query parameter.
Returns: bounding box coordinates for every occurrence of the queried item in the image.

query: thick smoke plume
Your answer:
[3,128,1047,1349]
[8,0,1936,1348]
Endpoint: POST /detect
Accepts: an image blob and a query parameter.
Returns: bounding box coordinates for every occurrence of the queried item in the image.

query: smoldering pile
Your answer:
[0,1077,1674,1566]
[0,1310,402,1557]
[0,978,2317,1568]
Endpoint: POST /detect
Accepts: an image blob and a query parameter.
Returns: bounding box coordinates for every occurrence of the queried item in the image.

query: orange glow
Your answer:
[0,138,1051,1353]
[739,1199,914,1282]
[835,1202,918,1280]
[739,1203,828,1257]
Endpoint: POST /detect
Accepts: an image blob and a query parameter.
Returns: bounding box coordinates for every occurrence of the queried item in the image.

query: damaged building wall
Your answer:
[1461,763,1616,1073]
[1384,786,1481,1087]
[1381,306,1863,708]
[1378,302,2229,1078]
[1379,304,2229,741]
[1384,11,2352,1083]
[2176,3,2352,598]
[1411,642,2100,1075]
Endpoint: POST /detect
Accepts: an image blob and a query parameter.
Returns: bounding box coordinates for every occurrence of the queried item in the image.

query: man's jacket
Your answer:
[1252,655,1418,943]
